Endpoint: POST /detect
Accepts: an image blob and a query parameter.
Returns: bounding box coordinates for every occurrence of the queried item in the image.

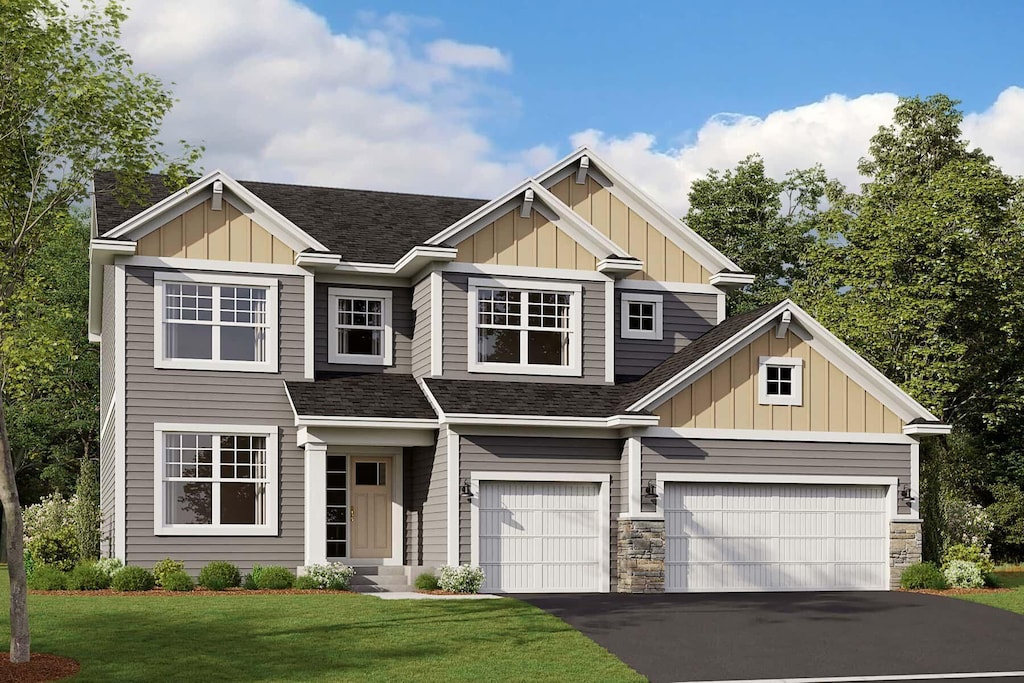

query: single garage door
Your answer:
[478,481,603,592]
[665,482,889,592]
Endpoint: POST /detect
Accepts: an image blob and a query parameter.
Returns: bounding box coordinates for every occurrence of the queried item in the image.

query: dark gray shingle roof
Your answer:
[423,378,649,418]
[286,374,436,420]
[93,171,486,264]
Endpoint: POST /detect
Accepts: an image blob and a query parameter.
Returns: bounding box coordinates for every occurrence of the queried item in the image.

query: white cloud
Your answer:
[425,39,510,71]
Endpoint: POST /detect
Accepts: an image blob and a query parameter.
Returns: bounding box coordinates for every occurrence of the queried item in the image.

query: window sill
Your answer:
[621,330,664,341]
[467,362,582,377]
[154,525,279,537]
[758,398,803,407]
[327,354,390,366]
[154,359,278,373]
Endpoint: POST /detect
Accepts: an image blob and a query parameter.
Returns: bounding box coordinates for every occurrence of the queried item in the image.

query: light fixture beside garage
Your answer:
[460,479,474,498]
[899,484,915,502]
[643,481,658,502]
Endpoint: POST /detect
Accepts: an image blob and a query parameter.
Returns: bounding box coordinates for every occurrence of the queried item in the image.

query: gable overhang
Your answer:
[709,272,757,289]
[533,147,745,278]
[100,170,329,255]
[627,299,944,426]
[440,413,659,429]
[424,178,635,267]
[88,238,138,340]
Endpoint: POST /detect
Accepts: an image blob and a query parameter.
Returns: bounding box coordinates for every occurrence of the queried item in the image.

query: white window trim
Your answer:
[327,287,394,366]
[758,356,803,406]
[153,271,279,373]
[620,291,663,340]
[466,277,583,377]
[153,423,280,536]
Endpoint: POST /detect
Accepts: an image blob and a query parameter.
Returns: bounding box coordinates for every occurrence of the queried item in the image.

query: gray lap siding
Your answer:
[641,438,912,515]
[403,435,446,566]
[99,265,117,556]
[123,266,306,574]
[458,435,624,591]
[615,289,718,379]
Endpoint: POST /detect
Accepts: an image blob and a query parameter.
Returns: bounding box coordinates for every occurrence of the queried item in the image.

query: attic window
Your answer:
[621,292,663,340]
[758,356,803,406]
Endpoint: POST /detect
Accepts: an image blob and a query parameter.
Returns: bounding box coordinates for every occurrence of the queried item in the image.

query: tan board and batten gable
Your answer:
[136,198,295,264]
[654,329,905,434]
[454,209,598,270]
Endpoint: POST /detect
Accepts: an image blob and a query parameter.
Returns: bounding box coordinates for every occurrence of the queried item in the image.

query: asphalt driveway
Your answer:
[521,591,1024,682]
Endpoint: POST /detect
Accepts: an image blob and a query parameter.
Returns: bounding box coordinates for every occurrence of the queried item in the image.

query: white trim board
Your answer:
[116,255,310,276]
[114,265,127,561]
[640,427,915,445]
[442,261,613,283]
[446,425,459,566]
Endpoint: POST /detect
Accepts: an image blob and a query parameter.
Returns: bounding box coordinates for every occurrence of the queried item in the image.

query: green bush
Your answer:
[27,565,68,591]
[254,566,294,590]
[942,543,995,575]
[242,572,258,590]
[67,563,111,590]
[303,562,355,590]
[111,566,156,592]
[414,572,439,591]
[23,494,80,571]
[198,561,241,591]
[900,562,947,590]
[294,575,318,590]
[24,553,36,580]
[438,565,485,593]
[944,559,985,588]
[95,557,123,578]
[161,570,194,592]
[153,558,186,587]
[74,457,102,562]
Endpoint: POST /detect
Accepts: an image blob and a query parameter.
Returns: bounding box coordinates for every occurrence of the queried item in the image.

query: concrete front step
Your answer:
[349,566,413,593]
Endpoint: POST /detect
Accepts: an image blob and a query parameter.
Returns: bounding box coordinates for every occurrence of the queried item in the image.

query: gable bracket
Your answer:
[520,188,534,218]
[575,156,590,185]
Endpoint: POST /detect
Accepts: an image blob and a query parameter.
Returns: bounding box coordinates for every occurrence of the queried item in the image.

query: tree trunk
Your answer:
[0,397,29,662]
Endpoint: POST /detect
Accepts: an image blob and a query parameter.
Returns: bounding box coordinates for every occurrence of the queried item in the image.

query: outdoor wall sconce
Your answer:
[643,480,659,502]
[898,484,915,502]
[460,479,474,498]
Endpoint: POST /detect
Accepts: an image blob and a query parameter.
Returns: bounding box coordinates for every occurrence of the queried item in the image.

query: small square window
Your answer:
[759,357,803,406]
[621,293,663,340]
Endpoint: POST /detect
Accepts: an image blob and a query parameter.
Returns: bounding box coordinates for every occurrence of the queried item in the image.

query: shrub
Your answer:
[198,561,241,591]
[303,562,355,590]
[242,572,258,590]
[414,572,439,591]
[899,562,946,590]
[111,566,156,592]
[24,553,36,580]
[161,570,194,592]
[67,563,111,590]
[94,557,123,579]
[943,543,995,575]
[27,565,68,591]
[153,558,186,587]
[254,566,294,590]
[438,565,485,593]
[987,483,1024,561]
[944,559,985,588]
[23,494,80,571]
[74,457,102,562]
[294,575,318,590]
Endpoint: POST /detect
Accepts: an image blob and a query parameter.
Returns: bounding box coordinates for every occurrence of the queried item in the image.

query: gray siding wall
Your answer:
[404,438,446,566]
[615,289,717,379]
[410,275,431,378]
[99,265,117,556]
[124,266,306,573]
[314,282,413,374]
[641,438,913,515]
[441,272,608,383]
[458,435,624,590]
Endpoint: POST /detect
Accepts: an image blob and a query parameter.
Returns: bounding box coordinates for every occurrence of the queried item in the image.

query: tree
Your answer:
[685,154,844,314]
[0,0,199,660]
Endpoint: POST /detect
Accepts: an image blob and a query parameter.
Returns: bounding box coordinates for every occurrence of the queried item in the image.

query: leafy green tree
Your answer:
[0,0,199,660]
[685,154,844,314]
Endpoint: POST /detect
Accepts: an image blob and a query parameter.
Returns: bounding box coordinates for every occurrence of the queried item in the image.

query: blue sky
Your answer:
[121,0,1024,212]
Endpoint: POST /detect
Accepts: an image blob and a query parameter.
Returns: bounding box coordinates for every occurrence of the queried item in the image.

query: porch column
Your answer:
[303,442,328,567]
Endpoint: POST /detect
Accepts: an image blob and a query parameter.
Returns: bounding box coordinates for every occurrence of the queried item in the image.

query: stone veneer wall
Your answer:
[890,520,923,589]
[617,520,665,593]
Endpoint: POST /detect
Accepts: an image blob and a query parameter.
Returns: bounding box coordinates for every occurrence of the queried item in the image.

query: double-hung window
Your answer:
[468,278,582,376]
[154,272,279,372]
[758,356,804,406]
[621,291,664,340]
[154,424,279,536]
[328,288,393,365]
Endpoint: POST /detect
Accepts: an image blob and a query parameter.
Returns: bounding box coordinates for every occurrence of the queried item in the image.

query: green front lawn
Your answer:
[954,570,1024,615]
[0,577,642,682]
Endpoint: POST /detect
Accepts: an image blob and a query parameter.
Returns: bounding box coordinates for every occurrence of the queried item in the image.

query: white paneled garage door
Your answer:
[477,481,603,593]
[665,483,889,592]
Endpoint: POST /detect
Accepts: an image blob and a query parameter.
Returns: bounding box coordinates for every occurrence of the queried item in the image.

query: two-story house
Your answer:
[89,148,948,593]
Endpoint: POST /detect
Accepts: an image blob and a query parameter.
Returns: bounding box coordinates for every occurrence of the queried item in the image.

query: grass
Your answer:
[0,575,643,682]
[955,569,1024,615]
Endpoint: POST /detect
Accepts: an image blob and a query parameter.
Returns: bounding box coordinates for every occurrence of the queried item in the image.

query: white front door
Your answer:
[664,482,889,592]
[478,481,603,592]
[350,457,392,558]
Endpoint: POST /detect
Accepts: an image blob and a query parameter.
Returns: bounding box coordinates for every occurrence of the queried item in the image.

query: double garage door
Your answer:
[476,479,889,593]
[665,482,890,592]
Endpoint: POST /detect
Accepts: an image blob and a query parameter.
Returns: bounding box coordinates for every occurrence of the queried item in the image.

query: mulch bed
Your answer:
[905,587,1014,595]
[0,653,79,682]
[29,588,355,596]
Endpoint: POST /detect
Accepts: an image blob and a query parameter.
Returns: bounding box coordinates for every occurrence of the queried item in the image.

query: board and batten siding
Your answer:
[136,198,294,264]
[123,266,306,573]
[410,275,432,378]
[99,265,118,554]
[458,435,624,591]
[548,174,711,284]
[441,271,607,383]
[616,289,718,379]
[454,206,599,270]
[313,282,413,374]
[653,329,905,433]
[641,438,912,515]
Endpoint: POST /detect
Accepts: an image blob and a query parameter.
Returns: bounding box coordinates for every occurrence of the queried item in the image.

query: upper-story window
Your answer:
[758,356,803,406]
[328,288,393,365]
[621,291,663,340]
[467,278,582,376]
[154,272,279,372]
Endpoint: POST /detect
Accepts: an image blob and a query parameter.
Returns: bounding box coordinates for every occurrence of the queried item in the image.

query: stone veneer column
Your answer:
[889,520,923,589]
[617,519,666,593]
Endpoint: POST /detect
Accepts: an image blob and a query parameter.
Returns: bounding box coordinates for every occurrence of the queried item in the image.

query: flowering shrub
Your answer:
[944,559,984,588]
[942,543,995,575]
[438,565,485,593]
[23,494,79,571]
[94,557,123,579]
[941,498,995,550]
[303,562,355,590]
